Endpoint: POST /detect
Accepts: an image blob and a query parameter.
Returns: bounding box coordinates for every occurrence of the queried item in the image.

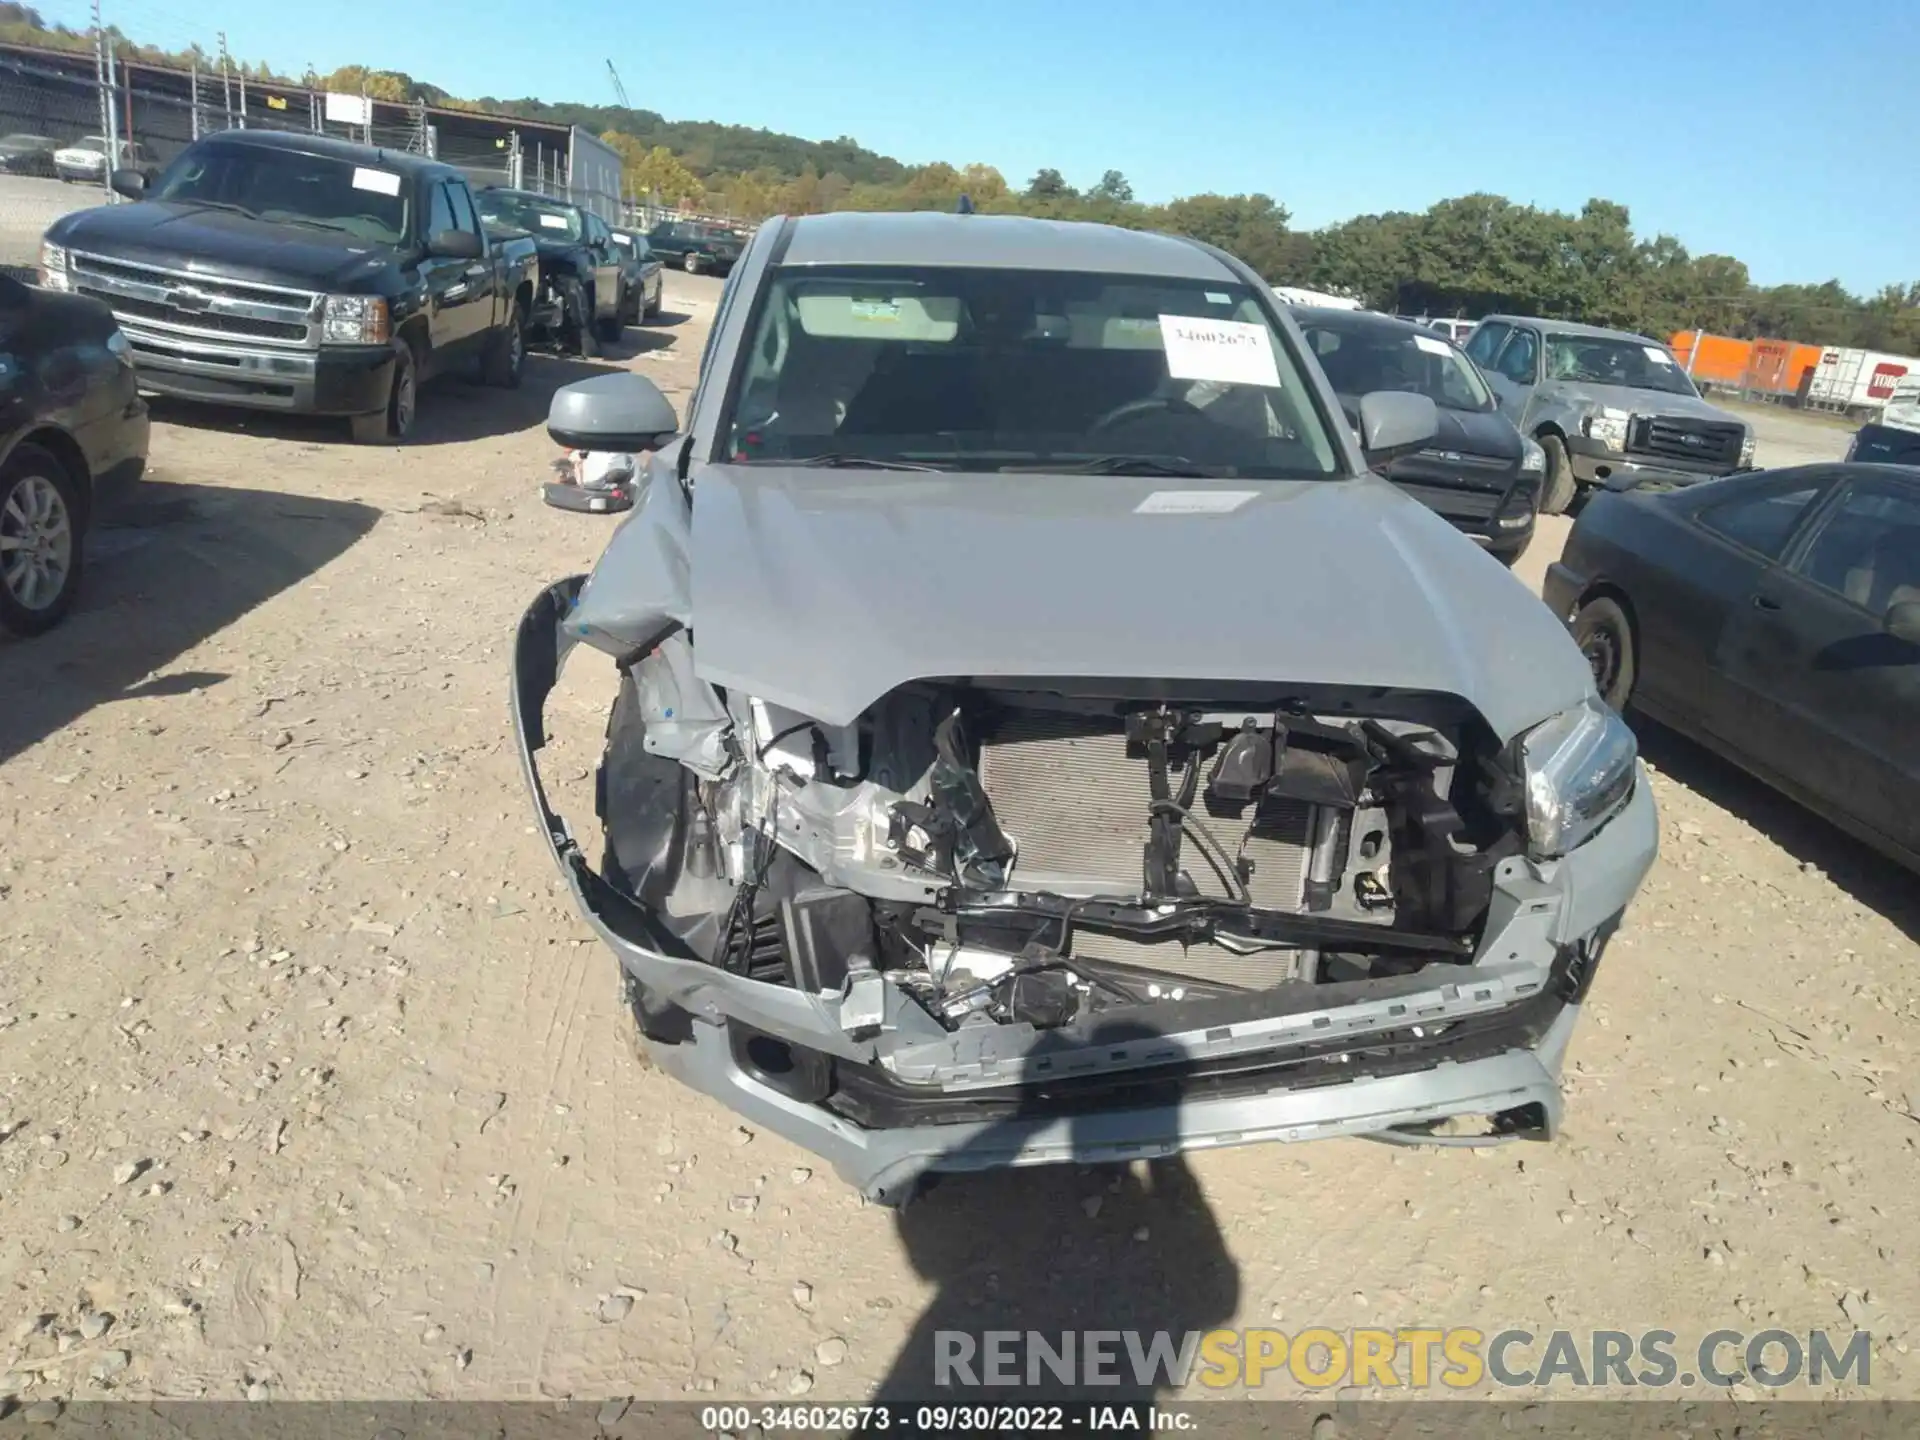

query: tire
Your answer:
[1572,595,1637,712]
[595,311,625,345]
[1538,433,1578,516]
[621,277,641,325]
[683,251,701,275]
[561,280,597,359]
[481,299,526,389]
[350,340,418,444]
[0,443,84,638]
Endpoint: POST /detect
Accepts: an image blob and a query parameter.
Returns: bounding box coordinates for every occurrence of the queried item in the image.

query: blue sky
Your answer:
[65,0,1918,293]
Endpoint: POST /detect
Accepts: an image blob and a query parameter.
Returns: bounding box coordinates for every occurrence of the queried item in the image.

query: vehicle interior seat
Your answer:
[838,350,988,436]
[1842,525,1920,615]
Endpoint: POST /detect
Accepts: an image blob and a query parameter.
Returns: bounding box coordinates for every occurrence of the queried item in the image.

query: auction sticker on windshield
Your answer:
[1413,334,1452,357]
[1643,346,1675,365]
[540,215,569,230]
[1159,315,1282,388]
[351,167,401,197]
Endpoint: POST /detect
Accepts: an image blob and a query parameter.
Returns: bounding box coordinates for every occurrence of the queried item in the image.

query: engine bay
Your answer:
[596,643,1530,1040]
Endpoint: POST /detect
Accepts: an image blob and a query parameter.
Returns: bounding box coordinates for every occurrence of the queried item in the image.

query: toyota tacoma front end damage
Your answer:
[510,213,1658,1201]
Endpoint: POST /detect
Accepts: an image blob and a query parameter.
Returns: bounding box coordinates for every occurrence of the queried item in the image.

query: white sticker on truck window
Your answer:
[539,214,569,230]
[350,167,401,197]
[1134,490,1260,515]
[1158,315,1282,388]
[1644,346,1675,365]
[1413,334,1452,357]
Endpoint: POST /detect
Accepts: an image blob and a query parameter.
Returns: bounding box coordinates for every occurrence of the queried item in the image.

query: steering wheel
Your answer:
[1086,394,1205,434]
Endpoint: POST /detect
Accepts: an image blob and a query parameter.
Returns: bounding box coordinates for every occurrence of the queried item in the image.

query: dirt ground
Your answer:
[3,274,1916,1410]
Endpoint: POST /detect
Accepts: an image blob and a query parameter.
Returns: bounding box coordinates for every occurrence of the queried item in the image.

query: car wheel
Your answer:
[1572,595,1636,712]
[0,444,84,637]
[481,298,526,389]
[595,310,625,345]
[350,339,418,443]
[1538,433,1578,516]
[683,251,701,275]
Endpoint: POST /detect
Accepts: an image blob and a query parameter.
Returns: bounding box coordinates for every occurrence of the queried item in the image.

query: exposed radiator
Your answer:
[977,715,1316,990]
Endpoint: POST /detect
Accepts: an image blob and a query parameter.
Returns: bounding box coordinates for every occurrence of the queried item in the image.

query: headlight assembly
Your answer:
[1518,696,1639,859]
[1582,409,1630,451]
[1518,436,1546,474]
[38,240,70,291]
[321,294,390,345]
[1739,430,1756,468]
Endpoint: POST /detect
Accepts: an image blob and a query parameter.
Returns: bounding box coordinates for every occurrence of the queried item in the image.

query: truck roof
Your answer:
[195,128,459,182]
[1477,313,1663,347]
[775,211,1242,282]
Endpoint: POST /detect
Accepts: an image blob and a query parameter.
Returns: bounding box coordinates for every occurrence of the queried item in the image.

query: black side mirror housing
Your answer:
[1886,599,1920,646]
[428,229,484,261]
[108,168,146,200]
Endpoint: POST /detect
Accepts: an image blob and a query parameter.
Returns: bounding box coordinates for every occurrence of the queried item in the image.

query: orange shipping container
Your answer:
[1670,331,1754,386]
[1742,338,1824,397]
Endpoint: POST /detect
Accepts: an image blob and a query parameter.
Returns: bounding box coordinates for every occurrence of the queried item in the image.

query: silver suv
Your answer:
[1465,316,1756,514]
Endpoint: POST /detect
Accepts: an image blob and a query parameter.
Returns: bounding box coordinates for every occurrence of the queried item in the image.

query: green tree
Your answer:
[1025,167,1073,199]
[1089,169,1134,204]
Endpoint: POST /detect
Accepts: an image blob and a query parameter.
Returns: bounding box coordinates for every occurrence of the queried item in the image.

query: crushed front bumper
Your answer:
[512,577,1658,1201]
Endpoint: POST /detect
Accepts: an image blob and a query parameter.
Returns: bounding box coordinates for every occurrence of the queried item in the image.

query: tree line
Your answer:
[2,3,1911,351]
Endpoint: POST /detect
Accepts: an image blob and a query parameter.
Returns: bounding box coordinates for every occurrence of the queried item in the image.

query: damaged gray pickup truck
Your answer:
[511,212,1659,1203]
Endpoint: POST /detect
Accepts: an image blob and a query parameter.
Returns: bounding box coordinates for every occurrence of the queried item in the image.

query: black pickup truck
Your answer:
[38,130,539,443]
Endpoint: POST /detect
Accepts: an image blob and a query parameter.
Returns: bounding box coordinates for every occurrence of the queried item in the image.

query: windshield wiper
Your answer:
[1001,454,1234,477]
[739,453,949,472]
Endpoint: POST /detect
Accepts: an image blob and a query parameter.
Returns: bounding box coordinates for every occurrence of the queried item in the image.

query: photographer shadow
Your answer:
[871,1018,1241,1415]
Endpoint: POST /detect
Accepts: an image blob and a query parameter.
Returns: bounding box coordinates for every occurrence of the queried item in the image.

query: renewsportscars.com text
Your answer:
[934,1328,1872,1391]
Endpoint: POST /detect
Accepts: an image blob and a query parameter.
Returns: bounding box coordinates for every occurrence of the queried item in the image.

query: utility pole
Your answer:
[218,31,231,130]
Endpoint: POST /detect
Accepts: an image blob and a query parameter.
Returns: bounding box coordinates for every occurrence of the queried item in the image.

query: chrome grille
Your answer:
[69,252,321,349]
[1627,415,1743,467]
[978,715,1315,990]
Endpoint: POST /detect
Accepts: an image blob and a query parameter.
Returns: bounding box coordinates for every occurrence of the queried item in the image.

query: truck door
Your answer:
[1716,473,1920,855]
[1484,326,1541,428]
[583,213,622,322]
[420,180,488,360]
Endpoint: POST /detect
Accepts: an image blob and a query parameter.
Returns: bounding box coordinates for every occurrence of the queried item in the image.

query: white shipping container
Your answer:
[1804,346,1920,414]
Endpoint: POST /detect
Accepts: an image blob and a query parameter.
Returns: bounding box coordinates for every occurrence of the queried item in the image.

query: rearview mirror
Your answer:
[1356,390,1438,467]
[428,228,483,261]
[1887,600,1920,646]
[547,370,681,452]
[108,168,146,199]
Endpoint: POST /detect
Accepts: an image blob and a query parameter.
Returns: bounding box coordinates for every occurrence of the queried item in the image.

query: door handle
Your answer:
[1751,594,1782,612]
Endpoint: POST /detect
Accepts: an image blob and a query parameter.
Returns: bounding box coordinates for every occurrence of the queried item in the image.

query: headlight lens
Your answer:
[1739,430,1756,468]
[1582,408,1630,450]
[1518,436,1546,474]
[38,240,69,291]
[105,328,131,359]
[321,294,391,345]
[1518,696,1639,859]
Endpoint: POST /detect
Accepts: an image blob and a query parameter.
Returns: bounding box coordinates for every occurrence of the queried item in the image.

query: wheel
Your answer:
[481,299,526,389]
[683,251,701,274]
[561,280,598,359]
[349,340,418,443]
[621,278,641,325]
[595,310,625,345]
[0,444,84,637]
[1572,595,1636,712]
[1538,433,1578,516]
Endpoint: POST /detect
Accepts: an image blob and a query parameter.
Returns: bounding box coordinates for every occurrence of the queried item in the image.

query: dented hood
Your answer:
[658,464,1593,742]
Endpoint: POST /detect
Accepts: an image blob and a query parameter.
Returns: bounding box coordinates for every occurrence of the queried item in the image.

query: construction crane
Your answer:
[606,60,630,110]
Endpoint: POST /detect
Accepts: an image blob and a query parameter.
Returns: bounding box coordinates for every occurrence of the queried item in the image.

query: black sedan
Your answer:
[1544,463,1920,871]
[1293,306,1545,561]
[0,272,150,637]
[609,227,665,323]
[0,133,58,177]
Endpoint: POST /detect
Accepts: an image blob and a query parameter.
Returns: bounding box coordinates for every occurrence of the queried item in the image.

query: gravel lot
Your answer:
[0,173,103,268]
[3,274,1914,1409]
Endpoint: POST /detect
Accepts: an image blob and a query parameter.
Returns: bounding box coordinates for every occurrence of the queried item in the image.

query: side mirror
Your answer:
[547,371,681,452]
[1887,600,1920,646]
[1356,390,1438,468]
[108,168,146,199]
[428,229,483,261]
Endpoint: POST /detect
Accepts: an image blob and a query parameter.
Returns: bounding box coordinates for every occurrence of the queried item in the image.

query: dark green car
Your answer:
[643,218,742,276]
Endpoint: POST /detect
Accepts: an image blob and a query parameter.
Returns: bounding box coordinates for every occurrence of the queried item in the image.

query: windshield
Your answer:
[722,266,1341,478]
[476,192,581,240]
[1545,335,1699,396]
[1300,320,1494,412]
[1,134,51,149]
[74,137,109,154]
[151,145,408,244]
